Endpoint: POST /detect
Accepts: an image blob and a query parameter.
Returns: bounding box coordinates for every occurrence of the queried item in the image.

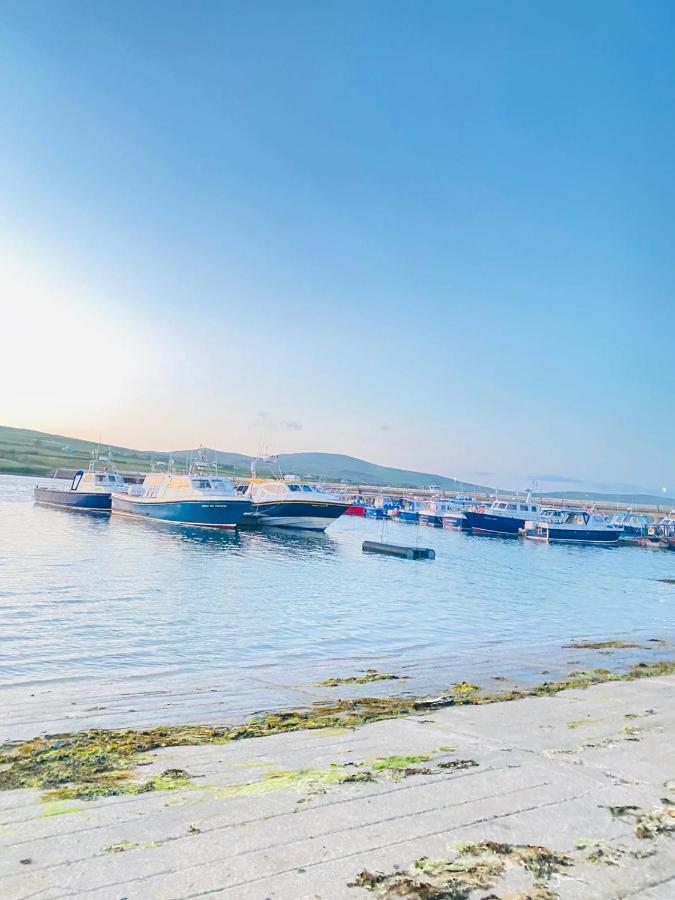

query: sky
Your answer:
[1,0,674,490]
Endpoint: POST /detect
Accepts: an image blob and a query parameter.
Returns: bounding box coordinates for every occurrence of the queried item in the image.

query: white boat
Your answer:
[112,471,251,529]
[34,453,126,512]
[419,498,467,528]
[241,479,350,531]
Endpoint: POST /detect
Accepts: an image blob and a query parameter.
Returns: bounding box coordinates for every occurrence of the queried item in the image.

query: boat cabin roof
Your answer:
[493,500,539,513]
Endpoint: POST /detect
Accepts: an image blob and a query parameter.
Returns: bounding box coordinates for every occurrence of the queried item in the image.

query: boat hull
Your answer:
[244,500,349,531]
[441,514,465,529]
[398,511,419,524]
[463,510,524,537]
[34,487,111,511]
[419,513,443,527]
[344,505,367,517]
[111,495,251,529]
[526,526,621,545]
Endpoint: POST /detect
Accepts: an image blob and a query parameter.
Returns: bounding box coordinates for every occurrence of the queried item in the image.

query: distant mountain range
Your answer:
[0,425,483,491]
[1,424,672,506]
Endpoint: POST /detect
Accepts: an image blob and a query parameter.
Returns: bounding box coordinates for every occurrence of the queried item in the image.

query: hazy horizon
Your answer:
[2,1,674,488]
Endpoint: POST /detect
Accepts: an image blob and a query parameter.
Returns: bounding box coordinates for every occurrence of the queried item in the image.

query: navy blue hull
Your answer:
[530,527,621,544]
[34,487,111,511]
[252,501,348,520]
[420,514,443,527]
[398,511,420,524]
[463,510,524,537]
[112,495,251,529]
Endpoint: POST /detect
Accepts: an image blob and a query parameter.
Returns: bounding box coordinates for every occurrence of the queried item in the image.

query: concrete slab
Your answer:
[1,676,674,899]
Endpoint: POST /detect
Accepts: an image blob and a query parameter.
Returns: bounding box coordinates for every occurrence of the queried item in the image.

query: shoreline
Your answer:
[2,663,675,898]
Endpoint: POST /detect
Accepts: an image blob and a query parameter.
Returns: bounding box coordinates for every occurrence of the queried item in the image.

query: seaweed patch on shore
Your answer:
[563,640,645,650]
[349,841,573,898]
[317,670,407,687]
[2,659,674,802]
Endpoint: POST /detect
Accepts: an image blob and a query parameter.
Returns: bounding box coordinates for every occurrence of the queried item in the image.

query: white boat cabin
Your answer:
[73,471,127,494]
[243,480,340,503]
[127,473,238,501]
[487,499,540,518]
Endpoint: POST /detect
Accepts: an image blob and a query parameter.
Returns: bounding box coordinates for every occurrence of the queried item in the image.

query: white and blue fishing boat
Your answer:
[524,509,622,544]
[656,512,675,549]
[366,495,397,519]
[34,455,126,512]
[397,497,424,524]
[241,480,349,531]
[235,454,349,531]
[463,496,541,537]
[112,470,251,529]
[611,512,660,546]
[419,498,467,528]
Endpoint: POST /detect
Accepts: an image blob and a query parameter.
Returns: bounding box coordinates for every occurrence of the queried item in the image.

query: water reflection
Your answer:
[1,474,674,717]
[244,525,339,557]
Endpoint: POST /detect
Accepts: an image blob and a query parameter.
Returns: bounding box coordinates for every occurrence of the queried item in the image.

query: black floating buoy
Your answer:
[362,540,435,560]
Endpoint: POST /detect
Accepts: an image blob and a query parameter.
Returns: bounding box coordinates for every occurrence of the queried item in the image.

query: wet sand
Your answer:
[2,674,675,899]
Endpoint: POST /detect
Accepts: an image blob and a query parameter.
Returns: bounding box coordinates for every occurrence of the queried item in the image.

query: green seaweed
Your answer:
[217,766,374,799]
[349,841,572,898]
[371,754,432,771]
[3,659,675,803]
[317,669,406,687]
[576,839,626,866]
[458,841,573,883]
[567,719,602,730]
[563,640,645,650]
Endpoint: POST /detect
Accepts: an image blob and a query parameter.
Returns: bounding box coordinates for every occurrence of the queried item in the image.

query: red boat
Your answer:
[345,504,367,517]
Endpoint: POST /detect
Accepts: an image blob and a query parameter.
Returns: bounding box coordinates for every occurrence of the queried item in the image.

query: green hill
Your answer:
[541,490,675,507]
[0,424,483,491]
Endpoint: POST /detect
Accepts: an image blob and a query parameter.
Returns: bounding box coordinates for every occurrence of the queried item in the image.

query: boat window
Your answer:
[302,485,313,492]
[288,484,301,491]
[519,504,528,511]
[193,479,211,489]
[95,475,106,483]
[496,502,507,509]
[507,503,517,510]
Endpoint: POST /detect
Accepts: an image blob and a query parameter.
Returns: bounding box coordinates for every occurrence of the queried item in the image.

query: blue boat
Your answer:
[463,497,541,537]
[524,509,622,544]
[34,460,126,512]
[112,471,251,529]
[611,512,660,546]
[397,497,423,524]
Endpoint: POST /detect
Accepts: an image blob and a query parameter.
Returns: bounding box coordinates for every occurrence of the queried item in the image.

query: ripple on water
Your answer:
[1,474,674,716]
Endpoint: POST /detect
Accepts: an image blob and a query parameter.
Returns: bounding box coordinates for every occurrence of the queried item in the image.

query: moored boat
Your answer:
[611,512,661,547]
[240,479,349,530]
[419,498,467,528]
[34,456,126,512]
[463,496,541,537]
[112,471,251,529]
[344,502,367,517]
[397,497,423,524]
[524,509,622,544]
[656,512,675,549]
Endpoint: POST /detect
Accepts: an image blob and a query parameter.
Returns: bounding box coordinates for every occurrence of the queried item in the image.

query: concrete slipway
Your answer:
[1,676,675,899]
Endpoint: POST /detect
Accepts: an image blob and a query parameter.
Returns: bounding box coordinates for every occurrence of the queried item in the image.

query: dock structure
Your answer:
[3,673,675,898]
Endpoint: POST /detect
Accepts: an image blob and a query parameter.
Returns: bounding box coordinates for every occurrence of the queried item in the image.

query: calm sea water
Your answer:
[1,474,674,726]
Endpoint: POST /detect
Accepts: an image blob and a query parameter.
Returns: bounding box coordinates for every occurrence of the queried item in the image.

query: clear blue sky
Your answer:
[1,1,673,489]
